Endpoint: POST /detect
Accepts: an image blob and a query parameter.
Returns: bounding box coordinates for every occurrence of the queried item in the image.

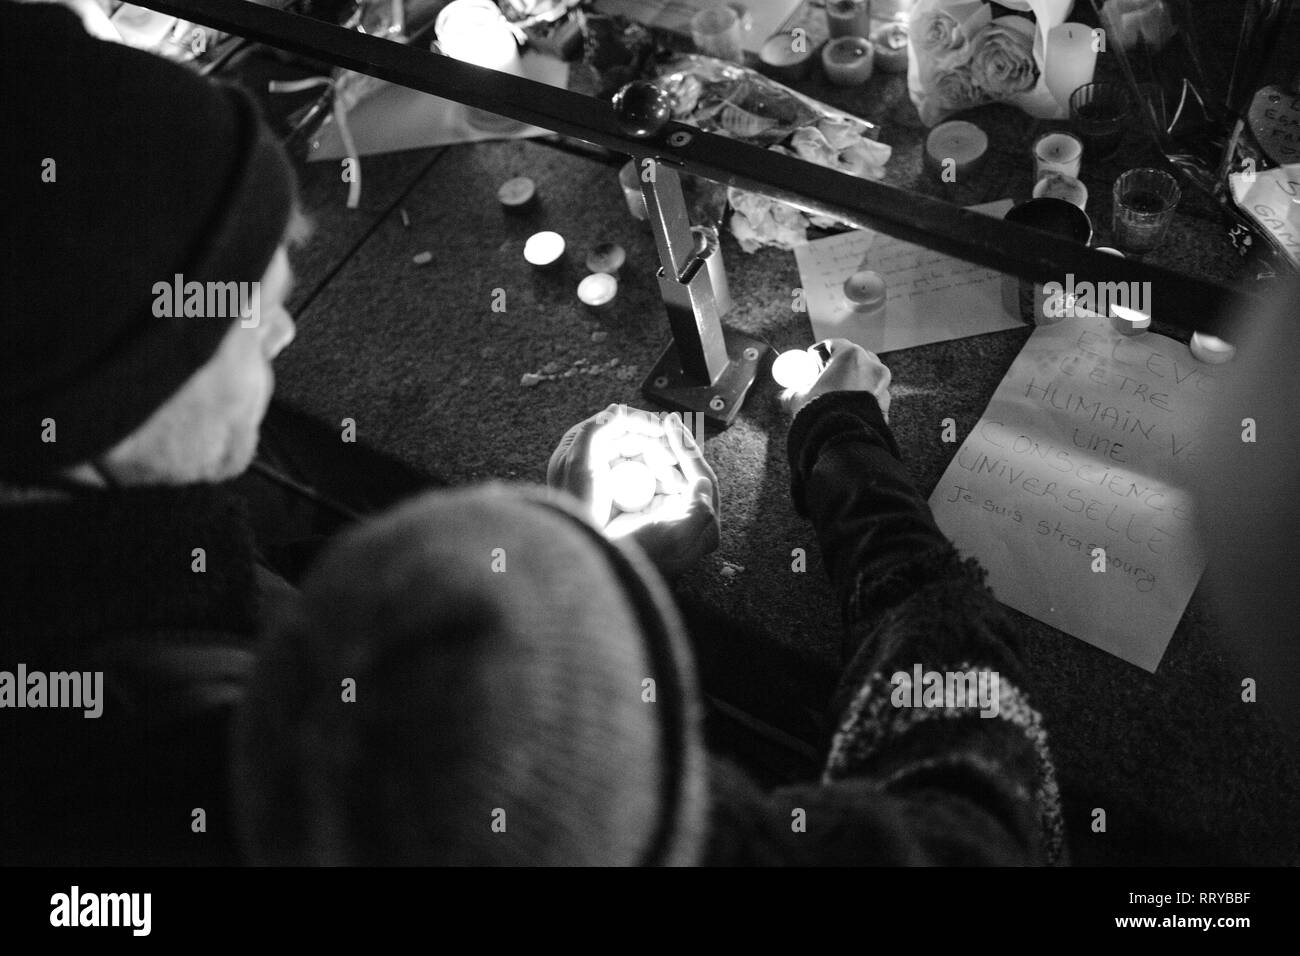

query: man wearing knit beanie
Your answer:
[233,485,711,866]
[0,0,300,864]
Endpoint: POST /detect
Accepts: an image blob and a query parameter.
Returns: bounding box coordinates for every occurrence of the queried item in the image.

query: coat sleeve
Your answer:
[786,390,1067,865]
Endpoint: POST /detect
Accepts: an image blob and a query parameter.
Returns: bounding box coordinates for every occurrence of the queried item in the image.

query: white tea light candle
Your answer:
[1045,22,1098,110]
[822,36,874,86]
[926,120,989,180]
[585,243,626,277]
[871,22,910,73]
[772,349,824,392]
[1034,131,1083,180]
[497,176,536,212]
[609,459,657,514]
[844,270,887,317]
[1190,333,1236,364]
[435,0,523,74]
[577,272,618,309]
[524,231,565,268]
[1109,304,1152,336]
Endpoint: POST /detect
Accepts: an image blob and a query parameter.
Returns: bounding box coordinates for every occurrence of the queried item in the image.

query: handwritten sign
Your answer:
[793,200,1020,353]
[1229,162,1300,268]
[928,309,1223,671]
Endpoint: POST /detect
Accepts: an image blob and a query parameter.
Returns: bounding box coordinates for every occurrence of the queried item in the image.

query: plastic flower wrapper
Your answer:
[908,0,1073,126]
[653,54,892,251]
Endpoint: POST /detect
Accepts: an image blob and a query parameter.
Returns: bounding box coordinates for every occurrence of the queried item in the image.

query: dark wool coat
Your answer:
[0,484,260,865]
[704,392,1066,865]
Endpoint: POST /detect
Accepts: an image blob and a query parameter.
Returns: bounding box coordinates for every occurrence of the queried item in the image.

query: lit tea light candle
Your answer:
[871,22,910,74]
[435,0,523,74]
[1190,332,1235,364]
[577,272,618,310]
[1045,22,1098,111]
[639,439,677,478]
[1109,304,1152,336]
[524,230,565,268]
[1034,131,1084,180]
[771,348,825,392]
[609,459,657,513]
[926,120,989,180]
[615,433,650,461]
[822,36,874,87]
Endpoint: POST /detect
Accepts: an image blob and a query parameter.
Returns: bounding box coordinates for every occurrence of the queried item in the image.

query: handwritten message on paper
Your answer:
[793,200,1020,353]
[928,309,1223,671]
[1230,163,1300,267]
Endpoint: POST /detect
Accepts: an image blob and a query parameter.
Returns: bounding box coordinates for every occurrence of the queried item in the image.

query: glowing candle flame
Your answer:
[609,459,657,514]
[772,349,823,392]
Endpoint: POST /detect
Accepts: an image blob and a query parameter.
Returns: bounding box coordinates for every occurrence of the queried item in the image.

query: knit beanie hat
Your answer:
[232,485,711,866]
[0,2,296,478]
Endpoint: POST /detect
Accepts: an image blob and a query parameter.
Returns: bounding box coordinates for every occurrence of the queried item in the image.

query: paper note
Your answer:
[593,0,804,55]
[928,309,1224,671]
[793,200,1020,353]
[1230,163,1300,267]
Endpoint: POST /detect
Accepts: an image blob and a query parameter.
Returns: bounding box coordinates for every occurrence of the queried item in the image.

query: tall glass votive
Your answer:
[1069,81,1132,161]
[1112,167,1181,255]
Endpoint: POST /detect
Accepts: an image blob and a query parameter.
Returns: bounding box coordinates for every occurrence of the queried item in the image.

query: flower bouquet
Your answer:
[908,0,1075,125]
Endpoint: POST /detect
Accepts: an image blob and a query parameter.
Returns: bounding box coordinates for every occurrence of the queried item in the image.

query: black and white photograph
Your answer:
[1,0,1297,927]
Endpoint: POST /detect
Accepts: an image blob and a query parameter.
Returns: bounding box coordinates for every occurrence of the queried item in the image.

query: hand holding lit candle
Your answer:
[776,339,891,421]
[547,404,720,578]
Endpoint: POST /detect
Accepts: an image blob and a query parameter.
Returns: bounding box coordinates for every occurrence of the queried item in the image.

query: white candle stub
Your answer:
[844,270,886,313]
[1109,304,1151,336]
[871,23,910,74]
[772,349,824,392]
[926,121,988,180]
[524,231,565,267]
[609,459,657,513]
[1034,132,1083,180]
[497,176,536,211]
[577,272,618,308]
[1190,332,1235,365]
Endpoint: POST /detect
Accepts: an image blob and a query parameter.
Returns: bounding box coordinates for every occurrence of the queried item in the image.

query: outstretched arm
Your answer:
[784,342,1066,865]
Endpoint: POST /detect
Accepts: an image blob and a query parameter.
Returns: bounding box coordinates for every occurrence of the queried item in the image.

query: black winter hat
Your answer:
[0,1,296,478]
